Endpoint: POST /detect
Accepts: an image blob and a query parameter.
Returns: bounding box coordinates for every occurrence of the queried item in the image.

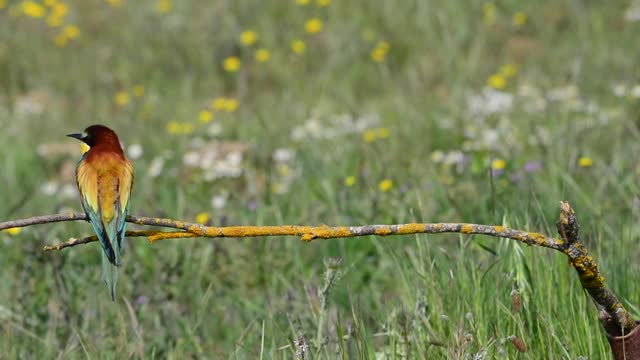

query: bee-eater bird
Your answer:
[67,125,134,301]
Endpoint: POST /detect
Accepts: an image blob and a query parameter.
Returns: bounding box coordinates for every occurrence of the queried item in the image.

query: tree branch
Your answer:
[556,202,637,334]
[0,212,88,229]
[1,204,636,334]
[0,212,564,250]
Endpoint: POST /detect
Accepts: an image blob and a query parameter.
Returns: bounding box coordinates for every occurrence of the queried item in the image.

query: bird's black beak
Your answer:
[67,133,85,141]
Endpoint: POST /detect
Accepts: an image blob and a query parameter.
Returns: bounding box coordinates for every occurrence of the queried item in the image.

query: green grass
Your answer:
[1,0,640,358]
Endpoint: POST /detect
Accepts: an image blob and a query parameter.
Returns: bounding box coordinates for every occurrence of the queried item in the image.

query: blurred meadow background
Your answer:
[1,0,640,358]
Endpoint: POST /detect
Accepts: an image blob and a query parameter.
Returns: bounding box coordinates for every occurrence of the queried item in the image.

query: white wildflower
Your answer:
[290,113,380,141]
[273,148,295,163]
[127,144,143,160]
[183,152,200,167]
[211,193,228,209]
[148,156,165,178]
[226,151,243,167]
[60,184,77,199]
[443,150,465,165]
[612,84,627,97]
[214,160,242,178]
[15,97,44,115]
[467,88,513,116]
[625,1,640,22]
[41,181,58,196]
[207,123,224,137]
[546,85,578,102]
[37,144,49,157]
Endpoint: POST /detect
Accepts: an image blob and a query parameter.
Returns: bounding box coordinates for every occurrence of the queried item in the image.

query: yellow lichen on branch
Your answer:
[569,254,606,288]
[0,202,636,335]
[563,238,606,288]
[556,201,636,334]
[11,215,565,251]
[147,231,199,242]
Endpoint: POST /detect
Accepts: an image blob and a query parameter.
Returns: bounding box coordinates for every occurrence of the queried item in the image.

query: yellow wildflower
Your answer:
[211,97,226,110]
[271,182,287,194]
[166,121,180,134]
[255,48,270,62]
[199,110,213,123]
[211,97,240,112]
[491,159,506,170]
[500,63,518,78]
[363,129,376,142]
[487,74,506,90]
[132,84,145,97]
[156,0,171,13]
[223,98,239,112]
[51,2,66,16]
[54,33,68,47]
[46,15,63,27]
[513,12,527,27]
[483,2,495,11]
[277,164,291,177]
[291,39,305,54]
[195,212,209,225]
[115,91,130,106]
[344,176,356,187]
[371,49,386,62]
[43,0,56,7]
[430,150,444,162]
[4,227,22,236]
[378,179,393,192]
[370,41,390,63]
[483,2,496,26]
[578,157,593,167]
[376,127,390,139]
[377,41,389,51]
[107,0,123,7]
[305,18,323,34]
[63,25,80,39]
[296,0,310,5]
[181,122,194,134]
[316,0,330,6]
[240,30,257,46]
[223,56,241,72]
[22,1,46,18]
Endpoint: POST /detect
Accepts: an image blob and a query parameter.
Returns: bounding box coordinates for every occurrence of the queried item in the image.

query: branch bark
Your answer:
[556,202,636,334]
[0,212,563,249]
[41,230,197,251]
[0,203,636,336]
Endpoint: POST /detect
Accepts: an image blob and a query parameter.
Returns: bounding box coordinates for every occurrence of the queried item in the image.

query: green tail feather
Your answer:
[101,251,119,301]
[101,215,123,301]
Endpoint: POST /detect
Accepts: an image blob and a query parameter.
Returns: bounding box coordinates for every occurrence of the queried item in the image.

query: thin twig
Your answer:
[41,230,197,251]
